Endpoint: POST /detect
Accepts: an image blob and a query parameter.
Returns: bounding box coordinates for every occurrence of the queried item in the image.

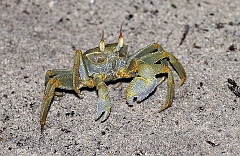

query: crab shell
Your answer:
[83,43,129,82]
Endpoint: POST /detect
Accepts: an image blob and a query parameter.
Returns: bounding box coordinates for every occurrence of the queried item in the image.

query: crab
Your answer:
[40,27,186,131]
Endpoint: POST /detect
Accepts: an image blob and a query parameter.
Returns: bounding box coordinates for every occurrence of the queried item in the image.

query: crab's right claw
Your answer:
[95,82,111,122]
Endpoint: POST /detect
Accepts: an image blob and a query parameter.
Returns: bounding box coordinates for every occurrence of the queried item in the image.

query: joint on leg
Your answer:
[153,43,159,49]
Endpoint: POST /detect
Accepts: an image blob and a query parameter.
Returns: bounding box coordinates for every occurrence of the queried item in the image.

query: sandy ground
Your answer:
[0,0,239,155]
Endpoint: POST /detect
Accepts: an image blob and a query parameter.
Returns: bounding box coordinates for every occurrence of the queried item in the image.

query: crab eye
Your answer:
[99,30,105,52]
[116,26,124,51]
[118,36,123,48]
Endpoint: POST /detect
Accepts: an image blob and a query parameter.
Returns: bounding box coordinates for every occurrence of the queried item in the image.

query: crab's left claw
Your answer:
[126,63,157,105]
[95,82,111,122]
[126,77,157,105]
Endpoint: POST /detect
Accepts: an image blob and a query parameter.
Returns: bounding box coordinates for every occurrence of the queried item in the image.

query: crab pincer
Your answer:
[95,82,111,122]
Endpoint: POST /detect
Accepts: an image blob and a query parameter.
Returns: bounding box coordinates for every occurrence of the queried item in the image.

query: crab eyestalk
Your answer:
[116,26,124,51]
[99,30,106,53]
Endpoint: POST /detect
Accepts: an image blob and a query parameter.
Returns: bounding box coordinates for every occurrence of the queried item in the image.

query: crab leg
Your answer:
[45,69,72,84]
[166,52,186,86]
[140,48,186,87]
[73,50,94,95]
[151,64,175,112]
[127,43,162,66]
[127,43,186,86]
[40,73,73,132]
[95,81,111,122]
[45,69,72,96]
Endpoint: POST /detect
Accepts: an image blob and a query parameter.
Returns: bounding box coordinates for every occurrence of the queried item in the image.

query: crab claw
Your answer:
[95,97,111,122]
[126,62,157,105]
[126,77,157,105]
[95,82,111,122]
